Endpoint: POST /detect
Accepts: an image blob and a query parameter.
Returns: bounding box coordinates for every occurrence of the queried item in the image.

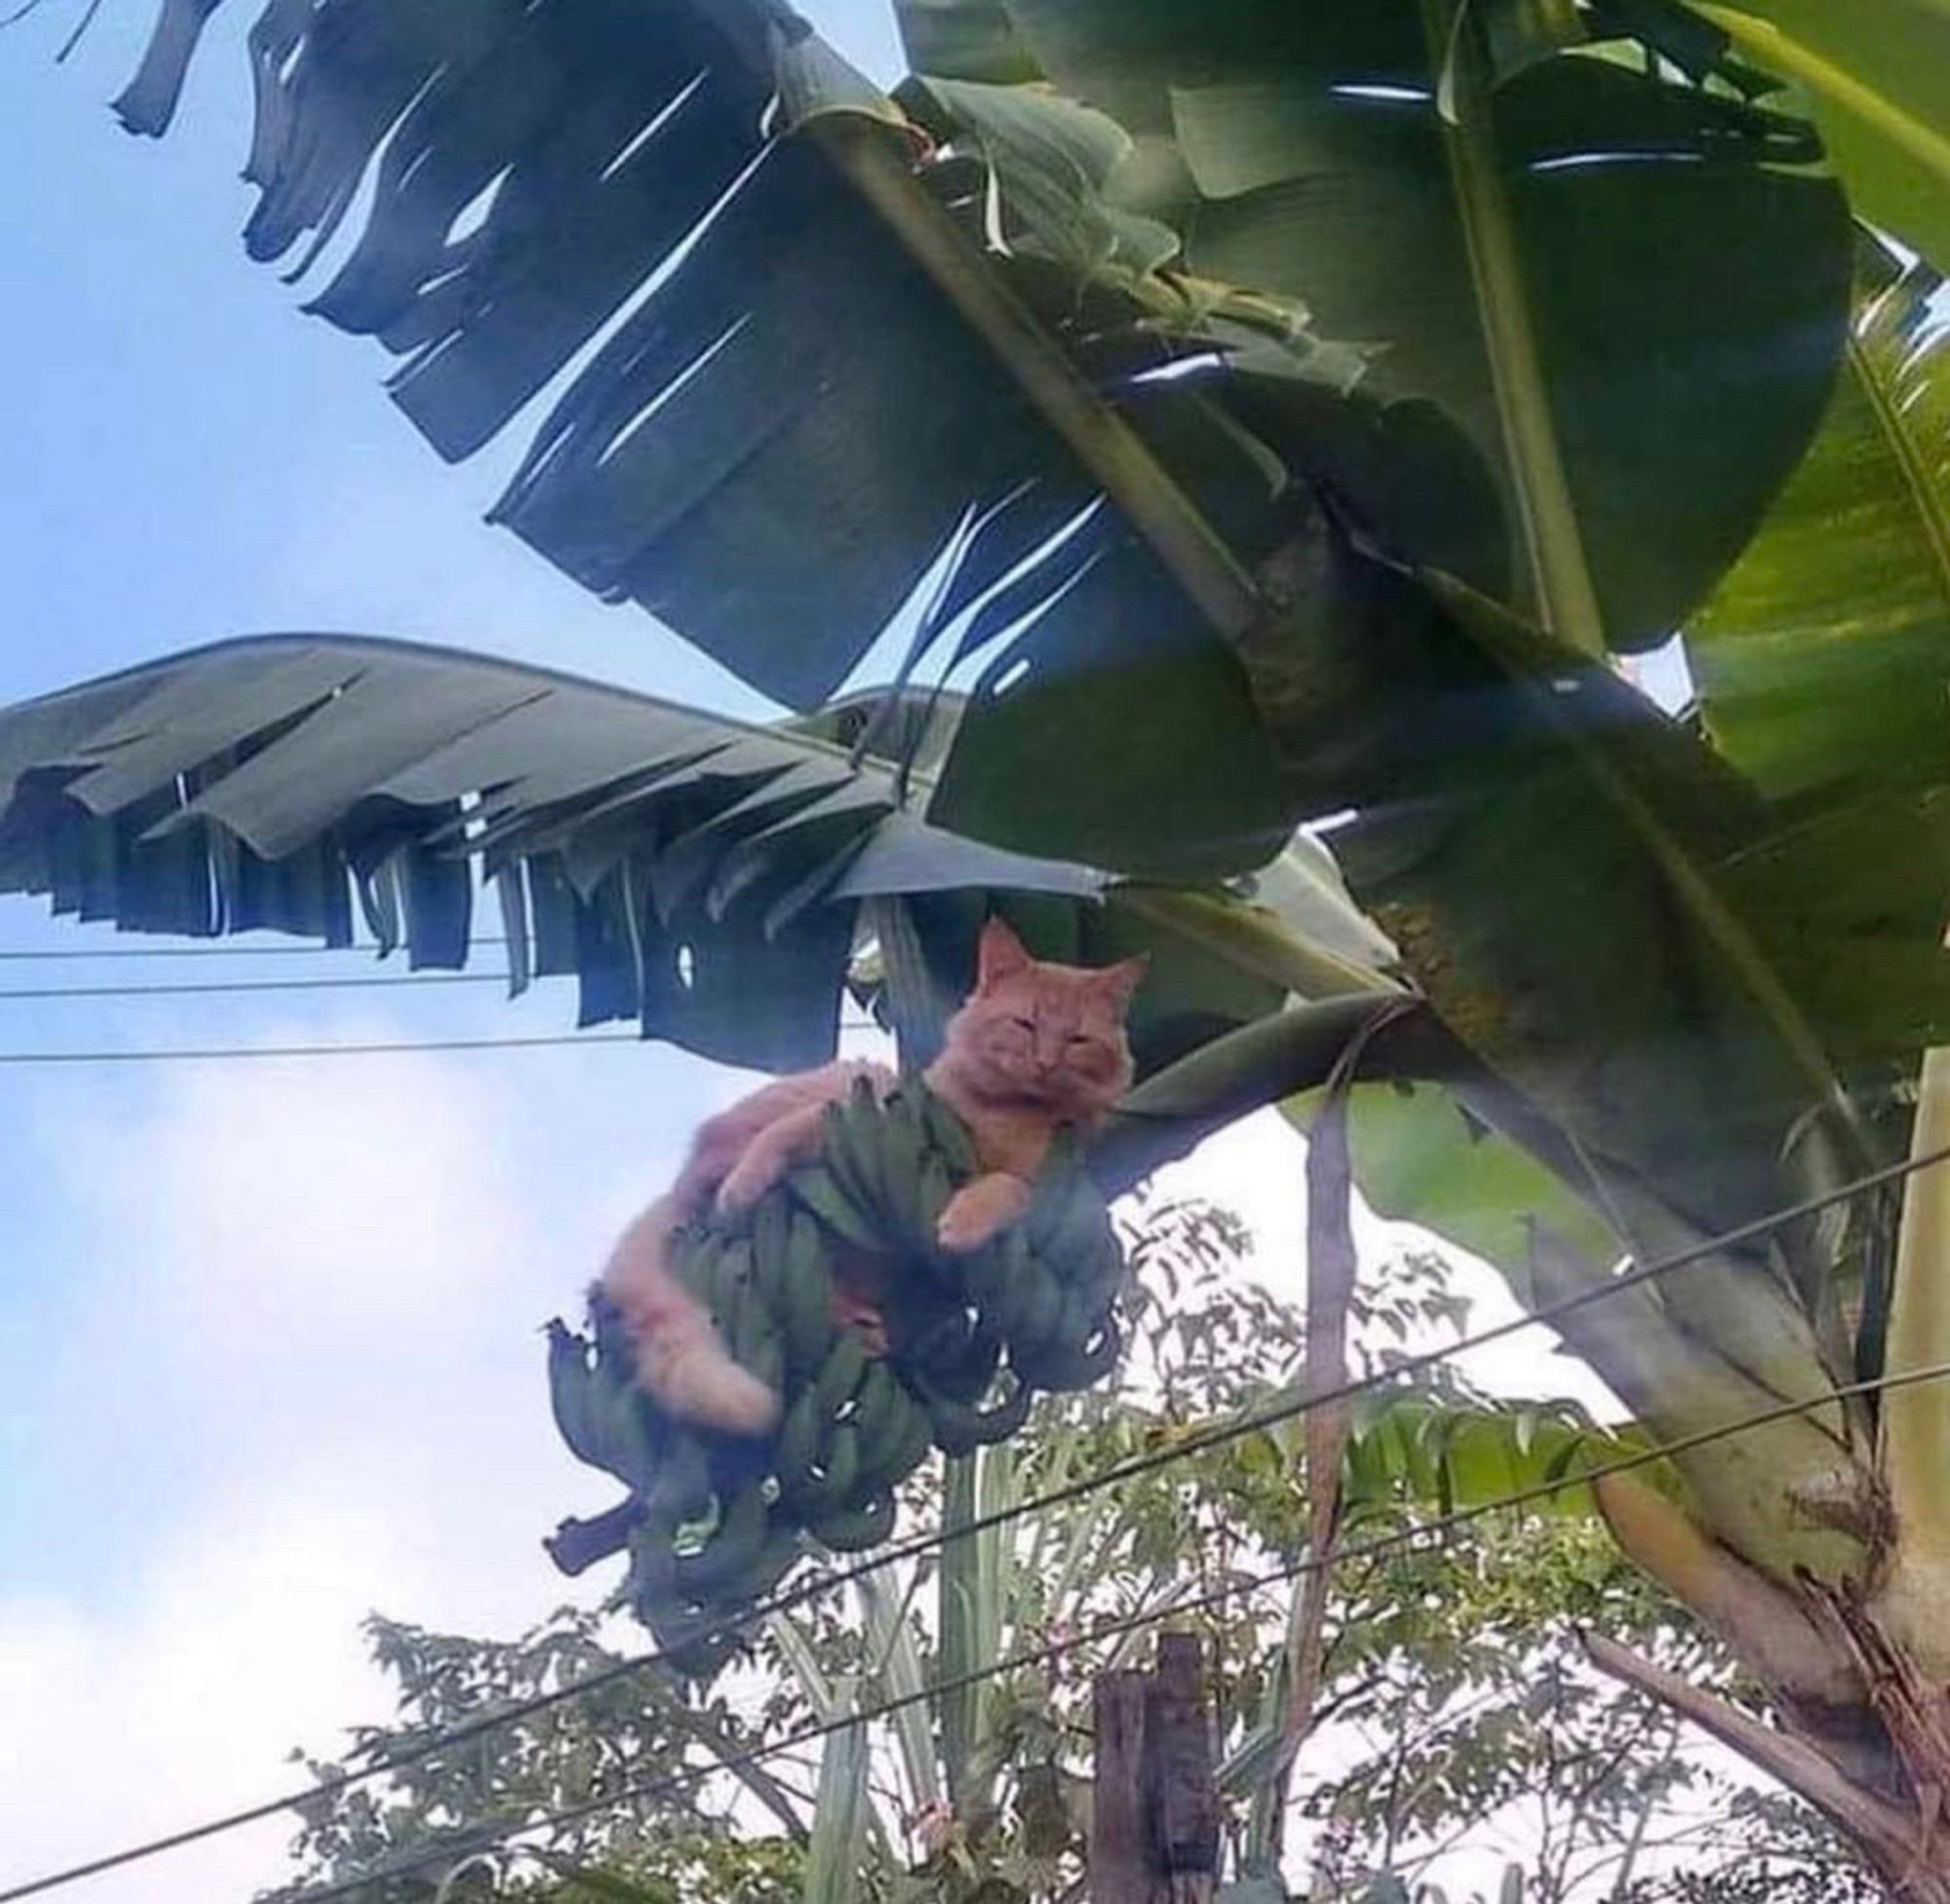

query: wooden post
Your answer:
[1092,1671,1153,1904]
[1150,1634,1220,1902]
[1091,1636,1220,1903]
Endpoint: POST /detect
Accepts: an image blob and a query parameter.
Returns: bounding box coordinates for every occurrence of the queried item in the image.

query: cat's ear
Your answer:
[1094,954,1149,1010]
[974,916,1033,991]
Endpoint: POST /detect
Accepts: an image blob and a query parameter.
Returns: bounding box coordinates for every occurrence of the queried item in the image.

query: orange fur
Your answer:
[600,922,1143,1435]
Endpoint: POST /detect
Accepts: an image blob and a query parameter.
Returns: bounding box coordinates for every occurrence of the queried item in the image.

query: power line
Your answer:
[0,1025,885,1065]
[268,1352,1950,1904]
[6,1138,1942,1904]
[0,1032,641,1064]
[0,939,509,960]
[0,972,512,1001]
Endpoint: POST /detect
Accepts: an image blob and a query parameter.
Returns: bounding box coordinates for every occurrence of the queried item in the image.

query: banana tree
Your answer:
[14,0,1950,1889]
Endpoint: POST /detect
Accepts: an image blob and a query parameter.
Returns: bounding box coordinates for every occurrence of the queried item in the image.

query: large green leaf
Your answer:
[1685,0,1950,270]
[802,1687,871,1904]
[1688,245,1950,1063]
[1319,573,1838,1232]
[0,634,1110,1073]
[1295,1079,1624,1292]
[92,0,1848,882]
[1693,244,1950,800]
[1339,1390,1652,1524]
[1281,1068,1871,1590]
[900,0,1853,653]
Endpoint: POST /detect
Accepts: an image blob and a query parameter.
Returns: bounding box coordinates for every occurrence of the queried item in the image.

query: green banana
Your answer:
[593,1370,662,1492]
[780,1210,838,1375]
[922,1378,1033,1457]
[823,1094,886,1222]
[736,1302,785,1396]
[851,1359,901,1448]
[1025,1130,1086,1241]
[726,1258,784,1393]
[643,1433,715,1526]
[811,1330,872,1420]
[916,1152,956,1251]
[809,1490,896,1553]
[918,1088,981,1178]
[589,1289,640,1385]
[547,1322,607,1468]
[1001,1254,1065,1360]
[1076,1254,1124,1332]
[710,1236,758,1325]
[853,1387,935,1496]
[752,1188,792,1280]
[1049,1182,1118,1285]
[956,1238,1016,1323]
[751,1196,794,1312]
[625,1514,681,1608]
[798,1423,862,1514]
[1015,1311,1123,1393]
[776,1389,824,1496]
[874,1093,929,1242]
[913,1322,1001,1406]
[788,1164,883,1252]
[674,1481,772,1599]
[676,1228,724,1309]
[641,1585,743,1680]
[965,1381,1035,1447]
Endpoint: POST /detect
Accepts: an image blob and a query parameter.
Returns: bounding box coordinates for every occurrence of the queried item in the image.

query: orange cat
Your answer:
[600,918,1144,1435]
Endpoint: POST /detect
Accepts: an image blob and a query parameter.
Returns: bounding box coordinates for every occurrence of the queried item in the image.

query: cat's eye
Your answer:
[1009,1015,1035,1032]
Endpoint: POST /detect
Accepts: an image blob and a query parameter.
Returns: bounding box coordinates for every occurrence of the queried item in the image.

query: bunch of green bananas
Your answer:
[544,1079,1126,1671]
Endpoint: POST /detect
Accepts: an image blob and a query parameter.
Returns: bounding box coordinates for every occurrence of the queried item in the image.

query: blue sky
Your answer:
[0,6,1606,1897]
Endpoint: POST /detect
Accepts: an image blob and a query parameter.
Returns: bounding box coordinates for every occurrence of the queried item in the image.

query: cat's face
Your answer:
[940,919,1144,1114]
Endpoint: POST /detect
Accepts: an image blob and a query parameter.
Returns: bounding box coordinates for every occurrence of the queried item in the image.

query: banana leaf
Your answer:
[1683,0,1950,270]
[898,0,1852,652]
[0,633,1295,1077]
[802,1682,871,1904]
[1691,241,1950,1063]
[1287,1078,1624,1294]
[1338,1390,1652,1524]
[87,0,1850,881]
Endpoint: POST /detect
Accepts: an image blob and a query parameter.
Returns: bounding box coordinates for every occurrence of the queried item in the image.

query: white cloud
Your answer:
[0,1476,413,1904]
[0,1028,662,1903]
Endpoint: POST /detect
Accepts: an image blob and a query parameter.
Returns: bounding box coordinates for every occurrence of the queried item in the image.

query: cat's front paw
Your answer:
[936,1175,1033,1254]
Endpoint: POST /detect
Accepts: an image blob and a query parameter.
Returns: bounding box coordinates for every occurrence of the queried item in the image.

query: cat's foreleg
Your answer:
[715,1061,898,1214]
[716,1101,832,1215]
[936,1172,1034,1253]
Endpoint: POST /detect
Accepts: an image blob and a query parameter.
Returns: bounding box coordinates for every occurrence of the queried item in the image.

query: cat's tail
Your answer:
[599,1194,781,1438]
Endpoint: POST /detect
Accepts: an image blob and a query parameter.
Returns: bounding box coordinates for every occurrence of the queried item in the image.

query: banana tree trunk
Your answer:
[1093,993,1948,1896]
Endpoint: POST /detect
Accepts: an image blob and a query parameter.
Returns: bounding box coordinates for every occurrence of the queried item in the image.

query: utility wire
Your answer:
[6,1138,1943,1904]
[0,940,519,967]
[0,973,512,1001]
[0,940,512,961]
[0,1032,643,1064]
[266,1353,1950,1904]
[0,1026,885,1065]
